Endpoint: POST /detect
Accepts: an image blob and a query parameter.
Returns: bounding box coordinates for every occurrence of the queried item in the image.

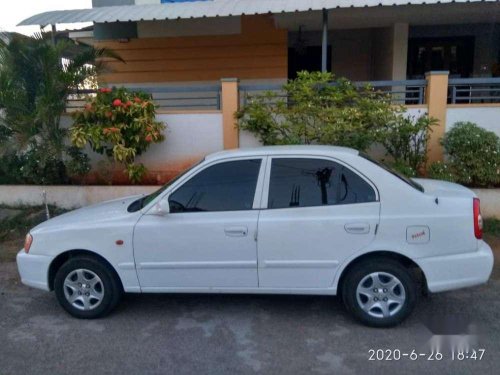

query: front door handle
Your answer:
[344,223,370,234]
[224,226,248,237]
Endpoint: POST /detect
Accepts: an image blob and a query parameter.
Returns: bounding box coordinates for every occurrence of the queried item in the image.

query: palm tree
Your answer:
[0,31,121,183]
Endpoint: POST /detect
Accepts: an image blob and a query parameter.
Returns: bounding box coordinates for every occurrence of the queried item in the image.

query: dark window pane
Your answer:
[268,158,339,209]
[339,167,376,204]
[169,159,261,213]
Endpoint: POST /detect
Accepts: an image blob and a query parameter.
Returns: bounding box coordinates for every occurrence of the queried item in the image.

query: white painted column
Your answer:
[390,23,409,103]
[391,23,409,80]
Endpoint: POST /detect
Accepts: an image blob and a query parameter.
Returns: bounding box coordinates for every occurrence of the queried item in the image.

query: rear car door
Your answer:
[257,156,380,288]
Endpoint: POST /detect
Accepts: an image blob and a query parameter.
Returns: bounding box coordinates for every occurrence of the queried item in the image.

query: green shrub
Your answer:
[390,160,418,178]
[19,143,68,185]
[65,146,91,179]
[0,32,120,185]
[70,87,165,183]
[377,113,438,174]
[440,122,500,187]
[237,71,399,151]
[0,153,24,184]
[428,161,457,183]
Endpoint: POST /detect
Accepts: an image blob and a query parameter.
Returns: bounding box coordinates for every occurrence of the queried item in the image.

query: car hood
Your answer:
[31,195,143,234]
[412,178,476,198]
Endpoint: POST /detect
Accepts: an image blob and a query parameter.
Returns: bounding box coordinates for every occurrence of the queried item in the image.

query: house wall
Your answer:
[96,15,288,84]
[331,29,373,81]
[289,27,401,81]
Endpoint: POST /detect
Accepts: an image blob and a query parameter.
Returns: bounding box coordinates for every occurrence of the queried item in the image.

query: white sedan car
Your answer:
[17,146,493,327]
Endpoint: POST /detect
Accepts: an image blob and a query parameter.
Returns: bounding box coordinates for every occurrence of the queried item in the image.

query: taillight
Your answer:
[473,198,483,239]
[24,234,33,253]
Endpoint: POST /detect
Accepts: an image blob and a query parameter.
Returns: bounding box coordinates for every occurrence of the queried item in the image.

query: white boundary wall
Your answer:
[1,185,498,218]
[446,106,500,136]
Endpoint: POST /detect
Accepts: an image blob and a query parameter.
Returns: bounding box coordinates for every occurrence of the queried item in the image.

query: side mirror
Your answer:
[150,199,170,216]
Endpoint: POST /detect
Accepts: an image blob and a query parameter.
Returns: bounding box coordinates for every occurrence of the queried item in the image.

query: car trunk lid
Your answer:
[412,178,476,198]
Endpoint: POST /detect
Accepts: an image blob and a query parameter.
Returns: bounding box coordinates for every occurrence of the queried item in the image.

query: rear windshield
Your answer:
[359,153,424,192]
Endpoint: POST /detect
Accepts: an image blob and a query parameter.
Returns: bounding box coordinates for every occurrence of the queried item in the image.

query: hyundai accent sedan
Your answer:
[17,146,493,327]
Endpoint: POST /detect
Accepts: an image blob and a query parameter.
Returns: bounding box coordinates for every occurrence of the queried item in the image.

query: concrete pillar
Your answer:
[390,23,409,103]
[391,23,409,80]
[221,78,240,149]
[425,71,449,163]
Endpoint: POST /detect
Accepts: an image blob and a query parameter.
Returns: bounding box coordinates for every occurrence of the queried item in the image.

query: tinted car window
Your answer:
[169,159,261,213]
[268,158,376,209]
[338,167,377,204]
[268,158,339,209]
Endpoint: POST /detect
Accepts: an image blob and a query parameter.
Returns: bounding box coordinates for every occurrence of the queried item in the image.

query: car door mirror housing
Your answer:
[150,199,170,216]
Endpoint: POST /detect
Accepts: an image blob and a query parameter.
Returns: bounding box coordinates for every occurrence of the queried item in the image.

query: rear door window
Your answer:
[268,158,376,209]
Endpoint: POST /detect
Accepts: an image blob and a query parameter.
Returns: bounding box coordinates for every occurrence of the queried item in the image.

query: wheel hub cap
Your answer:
[63,269,104,311]
[356,272,406,319]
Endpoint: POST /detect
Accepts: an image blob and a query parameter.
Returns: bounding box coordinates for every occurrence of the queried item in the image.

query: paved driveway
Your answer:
[1,248,499,375]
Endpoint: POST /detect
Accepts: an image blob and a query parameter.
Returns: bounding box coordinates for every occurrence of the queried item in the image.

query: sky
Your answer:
[0,0,92,35]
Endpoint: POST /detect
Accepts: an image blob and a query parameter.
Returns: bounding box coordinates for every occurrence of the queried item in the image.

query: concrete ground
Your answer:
[1,235,499,375]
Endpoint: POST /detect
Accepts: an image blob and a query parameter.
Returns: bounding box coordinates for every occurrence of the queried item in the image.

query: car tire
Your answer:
[54,256,122,319]
[341,258,417,328]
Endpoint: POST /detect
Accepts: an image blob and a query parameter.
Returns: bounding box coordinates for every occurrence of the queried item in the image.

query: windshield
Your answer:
[359,153,424,192]
[128,158,205,212]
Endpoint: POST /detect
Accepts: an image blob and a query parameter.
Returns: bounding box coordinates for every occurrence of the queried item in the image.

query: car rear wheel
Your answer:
[54,256,122,319]
[342,259,417,327]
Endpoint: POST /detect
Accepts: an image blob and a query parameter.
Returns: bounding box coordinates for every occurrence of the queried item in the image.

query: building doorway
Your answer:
[407,36,475,79]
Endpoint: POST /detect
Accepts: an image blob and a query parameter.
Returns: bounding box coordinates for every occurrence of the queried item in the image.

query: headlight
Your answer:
[24,233,33,253]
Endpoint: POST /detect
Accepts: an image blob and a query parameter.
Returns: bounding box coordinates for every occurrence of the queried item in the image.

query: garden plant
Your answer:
[70,87,165,183]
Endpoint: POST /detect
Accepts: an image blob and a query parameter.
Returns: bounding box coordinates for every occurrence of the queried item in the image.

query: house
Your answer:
[19,0,500,183]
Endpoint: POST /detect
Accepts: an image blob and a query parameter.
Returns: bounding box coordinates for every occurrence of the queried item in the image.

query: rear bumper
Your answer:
[16,250,53,291]
[418,241,494,293]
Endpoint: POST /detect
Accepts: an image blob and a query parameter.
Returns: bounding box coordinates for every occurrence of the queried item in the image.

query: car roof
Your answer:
[205,145,359,161]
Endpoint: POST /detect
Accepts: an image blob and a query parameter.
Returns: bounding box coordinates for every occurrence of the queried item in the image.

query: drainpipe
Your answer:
[321,9,328,73]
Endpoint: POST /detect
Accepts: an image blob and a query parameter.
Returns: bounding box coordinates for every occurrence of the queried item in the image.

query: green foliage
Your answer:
[19,142,67,185]
[390,160,418,178]
[0,153,24,184]
[0,32,119,184]
[438,122,500,187]
[65,147,91,178]
[484,218,500,237]
[237,71,399,151]
[427,161,457,183]
[70,87,165,183]
[378,113,438,173]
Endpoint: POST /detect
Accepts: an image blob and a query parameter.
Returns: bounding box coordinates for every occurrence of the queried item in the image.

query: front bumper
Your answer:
[418,241,494,293]
[16,250,54,291]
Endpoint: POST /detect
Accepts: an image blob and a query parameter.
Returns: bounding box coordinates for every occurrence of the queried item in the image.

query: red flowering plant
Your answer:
[70,87,165,183]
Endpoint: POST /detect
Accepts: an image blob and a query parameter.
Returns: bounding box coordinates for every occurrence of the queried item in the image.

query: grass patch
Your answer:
[484,218,500,237]
[0,205,69,262]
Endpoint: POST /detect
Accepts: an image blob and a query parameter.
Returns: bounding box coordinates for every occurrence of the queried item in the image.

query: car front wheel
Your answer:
[54,256,122,319]
[342,259,417,327]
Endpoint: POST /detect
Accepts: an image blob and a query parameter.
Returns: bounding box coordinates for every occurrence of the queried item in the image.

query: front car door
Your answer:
[257,157,380,289]
[133,157,265,291]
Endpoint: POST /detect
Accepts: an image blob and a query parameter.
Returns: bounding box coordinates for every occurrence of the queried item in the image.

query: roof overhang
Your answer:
[18,0,500,27]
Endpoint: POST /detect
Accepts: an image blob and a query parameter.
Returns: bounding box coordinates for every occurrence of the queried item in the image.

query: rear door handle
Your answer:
[344,223,370,234]
[224,226,248,237]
